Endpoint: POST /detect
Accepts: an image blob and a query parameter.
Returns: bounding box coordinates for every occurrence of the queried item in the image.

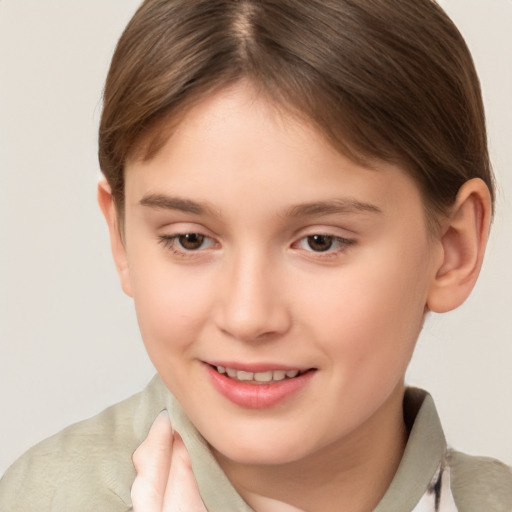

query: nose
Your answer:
[214,250,292,342]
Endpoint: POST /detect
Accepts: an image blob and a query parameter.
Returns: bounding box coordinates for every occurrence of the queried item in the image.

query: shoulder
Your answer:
[448,448,512,512]
[0,376,168,512]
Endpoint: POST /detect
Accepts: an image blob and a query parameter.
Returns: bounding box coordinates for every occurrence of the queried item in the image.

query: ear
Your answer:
[427,178,492,313]
[97,179,133,297]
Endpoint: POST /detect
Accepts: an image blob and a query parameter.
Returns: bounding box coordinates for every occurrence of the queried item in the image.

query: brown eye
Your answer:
[177,233,205,250]
[306,235,334,252]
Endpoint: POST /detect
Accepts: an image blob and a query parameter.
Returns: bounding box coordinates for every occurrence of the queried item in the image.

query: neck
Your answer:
[213,383,408,512]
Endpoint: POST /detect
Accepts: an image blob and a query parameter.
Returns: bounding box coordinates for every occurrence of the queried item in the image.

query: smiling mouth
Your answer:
[210,365,313,384]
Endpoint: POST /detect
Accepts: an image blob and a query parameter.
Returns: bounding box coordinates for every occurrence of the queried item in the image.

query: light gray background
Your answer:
[1,0,511,476]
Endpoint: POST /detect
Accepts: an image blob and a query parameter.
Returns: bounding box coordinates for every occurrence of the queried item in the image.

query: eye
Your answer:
[296,234,355,253]
[306,234,334,252]
[177,233,207,250]
[159,233,216,254]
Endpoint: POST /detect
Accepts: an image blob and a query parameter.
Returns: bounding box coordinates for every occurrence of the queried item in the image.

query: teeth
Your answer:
[273,370,286,381]
[254,371,273,382]
[216,366,307,383]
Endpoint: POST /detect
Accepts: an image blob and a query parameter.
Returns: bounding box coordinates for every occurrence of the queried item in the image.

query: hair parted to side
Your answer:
[98,0,494,228]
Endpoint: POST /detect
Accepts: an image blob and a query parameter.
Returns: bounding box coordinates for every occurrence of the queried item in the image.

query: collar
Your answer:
[135,378,446,511]
[374,388,447,512]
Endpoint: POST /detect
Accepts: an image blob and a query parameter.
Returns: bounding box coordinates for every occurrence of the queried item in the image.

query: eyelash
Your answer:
[158,232,356,259]
[294,234,356,256]
[158,233,216,256]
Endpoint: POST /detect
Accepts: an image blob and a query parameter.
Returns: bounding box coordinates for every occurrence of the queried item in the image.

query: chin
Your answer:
[208,430,314,467]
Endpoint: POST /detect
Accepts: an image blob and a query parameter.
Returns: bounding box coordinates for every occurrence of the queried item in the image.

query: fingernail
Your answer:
[154,409,173,432]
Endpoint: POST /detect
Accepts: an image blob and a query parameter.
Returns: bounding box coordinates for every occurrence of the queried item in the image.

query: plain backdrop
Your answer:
[0,0,511,476]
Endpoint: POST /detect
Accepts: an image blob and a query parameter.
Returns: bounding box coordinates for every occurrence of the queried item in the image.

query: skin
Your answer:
[131,412,206,512]
[99,82,491,511]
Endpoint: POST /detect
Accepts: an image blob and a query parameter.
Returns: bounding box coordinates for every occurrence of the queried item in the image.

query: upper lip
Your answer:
[205,361,314,373]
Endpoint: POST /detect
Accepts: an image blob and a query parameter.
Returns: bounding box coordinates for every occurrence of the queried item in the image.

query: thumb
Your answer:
[131,410,173,511]
[163,431,207,512]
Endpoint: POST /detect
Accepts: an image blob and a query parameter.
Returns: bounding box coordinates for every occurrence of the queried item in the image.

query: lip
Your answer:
[204,363,316,409]
[206,361,312,373]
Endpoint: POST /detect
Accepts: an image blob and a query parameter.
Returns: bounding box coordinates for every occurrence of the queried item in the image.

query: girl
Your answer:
[1,1,511,510]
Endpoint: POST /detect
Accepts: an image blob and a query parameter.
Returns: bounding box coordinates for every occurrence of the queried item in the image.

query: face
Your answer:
[116,83,441,466]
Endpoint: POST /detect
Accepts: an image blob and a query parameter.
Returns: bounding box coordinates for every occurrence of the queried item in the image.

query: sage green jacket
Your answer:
[1,376,511,511]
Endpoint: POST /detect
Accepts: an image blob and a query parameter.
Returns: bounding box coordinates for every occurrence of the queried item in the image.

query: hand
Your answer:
[131,410,207,511]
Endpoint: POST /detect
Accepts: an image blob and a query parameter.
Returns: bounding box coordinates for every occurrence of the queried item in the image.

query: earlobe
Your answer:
[427,178,492,313]
[97,180,133,297]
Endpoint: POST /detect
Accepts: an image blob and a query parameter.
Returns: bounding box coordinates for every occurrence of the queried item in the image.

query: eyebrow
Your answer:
[139,194,382,219]
[139,194,220,217]
[284,199,382,218]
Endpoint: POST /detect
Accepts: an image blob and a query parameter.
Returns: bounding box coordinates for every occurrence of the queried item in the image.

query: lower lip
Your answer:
[205,365,315,409]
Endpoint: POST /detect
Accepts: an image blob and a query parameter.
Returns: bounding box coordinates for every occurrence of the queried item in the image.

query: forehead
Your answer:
[124,83,426,225]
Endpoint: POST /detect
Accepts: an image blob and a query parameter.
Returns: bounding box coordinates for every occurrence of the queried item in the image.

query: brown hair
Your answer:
[98,0,494,227]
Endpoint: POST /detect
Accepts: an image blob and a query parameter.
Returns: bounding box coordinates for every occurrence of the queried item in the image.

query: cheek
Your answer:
[303,242,431,378]
[128,256,214,361]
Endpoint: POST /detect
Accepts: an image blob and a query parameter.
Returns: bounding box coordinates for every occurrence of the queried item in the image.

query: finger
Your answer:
[163,431,207,512]
[131,410,174,512]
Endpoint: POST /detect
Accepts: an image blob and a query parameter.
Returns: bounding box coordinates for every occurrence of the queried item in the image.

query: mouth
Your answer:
[205,363,316,408]
[211,365,312,384]
[205,361,318,408]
